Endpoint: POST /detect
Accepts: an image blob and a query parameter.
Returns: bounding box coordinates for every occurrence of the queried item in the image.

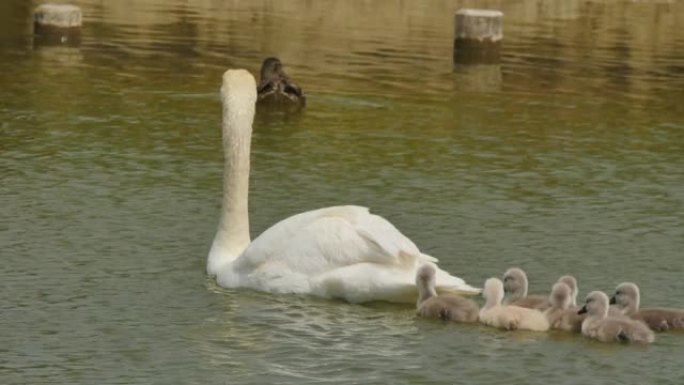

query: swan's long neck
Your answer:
[207,70,256,276]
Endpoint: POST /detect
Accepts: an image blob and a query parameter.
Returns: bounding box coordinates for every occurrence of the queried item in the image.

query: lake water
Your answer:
[1,0,683,384]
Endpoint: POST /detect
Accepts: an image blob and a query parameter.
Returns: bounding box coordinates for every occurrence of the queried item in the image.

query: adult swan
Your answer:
[208,69,479,303]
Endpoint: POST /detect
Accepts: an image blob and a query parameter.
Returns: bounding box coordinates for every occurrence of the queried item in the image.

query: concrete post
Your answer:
[453,9,503,64]
[34,4,82,45]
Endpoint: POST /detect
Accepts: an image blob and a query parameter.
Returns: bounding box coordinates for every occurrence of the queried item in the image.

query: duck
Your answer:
[256,57,305,107]
[610,282,684,332]
[479,278,550,332]
[578,291,654,344]
[544,282,585,332]
[415,264,479,323]
[502,267,550,310]
[207,69,480,304]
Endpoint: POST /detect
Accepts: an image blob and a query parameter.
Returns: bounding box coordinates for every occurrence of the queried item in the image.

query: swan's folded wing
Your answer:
[237,206,421,272]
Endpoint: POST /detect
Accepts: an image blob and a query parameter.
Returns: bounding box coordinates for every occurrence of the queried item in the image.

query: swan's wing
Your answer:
[236,205,420,274]
[228,205,479,301]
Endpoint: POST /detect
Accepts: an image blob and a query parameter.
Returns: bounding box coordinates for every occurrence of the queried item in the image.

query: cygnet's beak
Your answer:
[578,305,587,315]
[609,295,617,305]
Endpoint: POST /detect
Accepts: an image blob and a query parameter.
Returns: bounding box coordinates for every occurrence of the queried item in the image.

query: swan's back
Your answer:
[219,205,478,303]
[236,206,420,273]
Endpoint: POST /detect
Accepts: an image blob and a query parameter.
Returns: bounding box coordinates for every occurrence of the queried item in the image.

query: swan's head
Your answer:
[502,267,528,298]
[557,275,578,306]
[483,277,505,306]
[610,282,640,310]
[221,69,257,113]
[578,291,609,318]
[549,282,572,310]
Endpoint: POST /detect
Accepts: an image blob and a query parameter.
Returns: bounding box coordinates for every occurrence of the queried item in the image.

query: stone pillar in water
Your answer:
[34,4,82,45]
[453,9,503,64]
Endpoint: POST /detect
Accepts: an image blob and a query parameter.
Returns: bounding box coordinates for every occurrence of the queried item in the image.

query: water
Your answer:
[1,0,683,383]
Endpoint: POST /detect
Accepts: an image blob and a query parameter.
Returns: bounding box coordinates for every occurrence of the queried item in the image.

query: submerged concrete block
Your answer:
[34,4,82,45]
[453,9,503,64]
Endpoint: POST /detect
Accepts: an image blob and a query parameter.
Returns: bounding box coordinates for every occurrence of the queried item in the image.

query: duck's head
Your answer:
[260,57,283,79]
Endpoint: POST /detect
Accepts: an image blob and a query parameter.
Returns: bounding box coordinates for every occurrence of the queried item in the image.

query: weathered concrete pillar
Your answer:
[34,4,82,45]
[453,9,503,64]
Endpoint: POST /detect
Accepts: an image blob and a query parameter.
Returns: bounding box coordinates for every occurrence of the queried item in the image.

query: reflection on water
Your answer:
[1,0,683,384]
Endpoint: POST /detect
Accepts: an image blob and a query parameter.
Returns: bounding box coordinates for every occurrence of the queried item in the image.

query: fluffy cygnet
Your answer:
[610,282,684,332]
[415,265,479,323]
[579,291,655,344]
[544,282,585,332]
[479,278,550,332]
[557,275,579,307]
[502,267,550,310]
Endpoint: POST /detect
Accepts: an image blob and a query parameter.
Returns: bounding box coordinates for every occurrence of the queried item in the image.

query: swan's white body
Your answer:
[207,69,479,304]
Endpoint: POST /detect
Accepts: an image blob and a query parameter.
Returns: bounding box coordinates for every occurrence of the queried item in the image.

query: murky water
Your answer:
[1,0,683,384]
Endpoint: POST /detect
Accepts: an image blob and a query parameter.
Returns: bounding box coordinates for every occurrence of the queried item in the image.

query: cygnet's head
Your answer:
[415,264,437,304]
[557,275,578,306]
[610,282,640,310]
[578,291,609,318]
[502,267,528,297]
[416,264,437,287]
[483,277,505,306]
[549,282,572,310]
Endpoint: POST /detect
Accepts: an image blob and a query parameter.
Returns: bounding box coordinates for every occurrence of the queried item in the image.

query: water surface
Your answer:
[1,0,683,384]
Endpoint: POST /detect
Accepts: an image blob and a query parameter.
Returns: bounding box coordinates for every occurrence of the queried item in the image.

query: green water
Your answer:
[1,0,683,384]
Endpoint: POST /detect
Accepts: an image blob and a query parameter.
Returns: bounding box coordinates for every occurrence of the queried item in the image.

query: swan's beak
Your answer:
[578,305,587,315]
[609,295,617,305]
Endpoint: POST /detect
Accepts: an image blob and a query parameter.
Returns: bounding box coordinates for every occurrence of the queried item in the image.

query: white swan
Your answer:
[207,69,480,304]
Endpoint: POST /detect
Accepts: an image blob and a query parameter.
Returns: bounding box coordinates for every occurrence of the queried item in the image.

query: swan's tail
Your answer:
[432,265,482,296]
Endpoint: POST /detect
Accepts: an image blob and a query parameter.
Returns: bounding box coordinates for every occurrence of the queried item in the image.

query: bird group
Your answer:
[416,265,684,344]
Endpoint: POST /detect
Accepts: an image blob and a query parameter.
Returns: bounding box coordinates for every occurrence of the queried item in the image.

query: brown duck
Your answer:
[257,57,305,107]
